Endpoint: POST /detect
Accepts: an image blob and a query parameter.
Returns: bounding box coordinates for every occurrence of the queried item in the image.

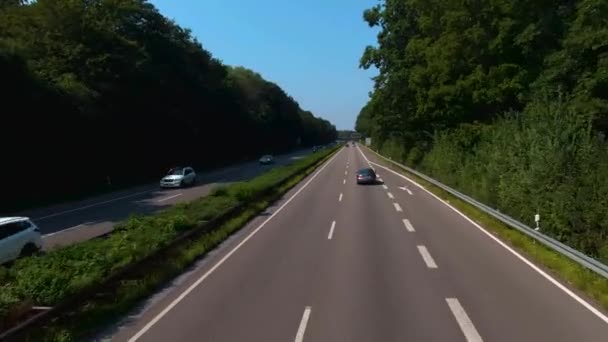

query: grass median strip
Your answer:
[365,146,608,313]
[0,146,339,341]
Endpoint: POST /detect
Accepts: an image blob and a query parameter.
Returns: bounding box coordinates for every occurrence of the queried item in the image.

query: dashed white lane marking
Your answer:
[158,193,182,202]
[345,170,348,175]
[328,221,336,240]
[446,298,483,342]
[378,177,383,182]
[382,185,388,190]
[358,144,608,324]
[343,179,346,184]
[417,245,438,268]
[339,193,343,202]
[127,148,343,341]
[403,219,415,232]
[31,306,52,310]
[393,203,403,212]
[295,306,312,342]
[36,152,297,221]
[387,192,394,199]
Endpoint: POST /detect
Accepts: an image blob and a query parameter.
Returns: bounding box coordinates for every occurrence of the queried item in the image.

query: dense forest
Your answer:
[356,0,608,262]
[0,0,336,212]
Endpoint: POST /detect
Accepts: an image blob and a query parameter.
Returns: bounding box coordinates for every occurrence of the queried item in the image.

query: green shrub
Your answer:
[380,137,406,161]
[414,100,608,262]
[210,186,228,197]
[0,146,338,328]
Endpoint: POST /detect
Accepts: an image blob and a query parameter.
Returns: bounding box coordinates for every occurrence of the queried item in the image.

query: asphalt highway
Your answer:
[102,144,608,342]
[18,149,313,250]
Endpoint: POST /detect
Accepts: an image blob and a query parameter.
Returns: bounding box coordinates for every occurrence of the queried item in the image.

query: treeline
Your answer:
[0,0,336,212]
[356,0,608,262]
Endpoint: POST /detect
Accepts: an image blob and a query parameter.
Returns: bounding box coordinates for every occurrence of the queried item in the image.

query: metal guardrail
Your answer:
[364,146,608,279]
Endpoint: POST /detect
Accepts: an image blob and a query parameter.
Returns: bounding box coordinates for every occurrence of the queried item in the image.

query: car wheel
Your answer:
[20,243,39,257]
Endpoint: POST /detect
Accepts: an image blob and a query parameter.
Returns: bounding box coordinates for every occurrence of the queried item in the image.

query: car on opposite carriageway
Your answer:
[160,166,197,188]
[259,155,274,165]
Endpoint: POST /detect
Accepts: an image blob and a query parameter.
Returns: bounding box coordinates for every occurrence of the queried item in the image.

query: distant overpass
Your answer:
[337,130,362,140]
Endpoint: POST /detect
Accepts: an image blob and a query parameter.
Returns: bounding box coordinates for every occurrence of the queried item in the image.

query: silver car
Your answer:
[259,155,274,165]
[160,166,197,188]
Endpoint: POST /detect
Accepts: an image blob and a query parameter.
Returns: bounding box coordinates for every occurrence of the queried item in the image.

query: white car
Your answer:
[259,155,274,165]
[160,166,197,188]
[0,217,43,264]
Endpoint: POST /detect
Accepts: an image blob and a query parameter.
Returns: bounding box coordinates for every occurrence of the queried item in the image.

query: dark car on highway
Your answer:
[356,167,377,185]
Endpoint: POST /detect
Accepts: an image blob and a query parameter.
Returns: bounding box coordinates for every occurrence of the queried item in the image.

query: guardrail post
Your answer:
[364,145,608,279]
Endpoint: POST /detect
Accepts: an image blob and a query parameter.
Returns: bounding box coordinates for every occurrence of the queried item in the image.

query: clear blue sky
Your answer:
[149,0,379,130]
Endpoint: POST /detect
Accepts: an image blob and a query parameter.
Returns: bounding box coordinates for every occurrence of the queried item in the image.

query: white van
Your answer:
[0,217,43,264]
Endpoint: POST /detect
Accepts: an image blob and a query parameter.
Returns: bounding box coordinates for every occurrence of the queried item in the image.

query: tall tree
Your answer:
[0,0,336,212]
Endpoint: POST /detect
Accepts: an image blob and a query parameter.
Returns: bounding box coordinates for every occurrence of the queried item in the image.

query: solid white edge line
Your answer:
[417,245,438,268]
[36,189,156,220]
[295,306,312,342]
[157,193,182,202]
[403,219,415,232]
[393,203,403,212]
[357,145,608,324]
[328,220,336,240]
[446,298,483,342]
[127,149,343,342]
[43,224,83,237]
[34,150,308,221]
[338,193,343,202]
[387,192,394,199]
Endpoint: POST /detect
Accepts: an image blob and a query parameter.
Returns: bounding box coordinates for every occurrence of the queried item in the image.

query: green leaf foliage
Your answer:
[357,0,608,261]
[0,147,337,326]
[0,0,337,212]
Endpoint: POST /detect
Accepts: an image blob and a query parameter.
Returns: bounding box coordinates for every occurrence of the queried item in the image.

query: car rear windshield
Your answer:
[358,169,374,175]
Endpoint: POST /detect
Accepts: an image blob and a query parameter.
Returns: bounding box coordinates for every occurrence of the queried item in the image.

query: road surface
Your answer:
[104,144,608,342]
[19,149,313,250]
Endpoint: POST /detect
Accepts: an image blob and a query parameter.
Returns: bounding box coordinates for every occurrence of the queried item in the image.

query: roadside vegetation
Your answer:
[0,0,337,213]
[366,146,608,312]
[0,146,339,340]
[356,0,608,263]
